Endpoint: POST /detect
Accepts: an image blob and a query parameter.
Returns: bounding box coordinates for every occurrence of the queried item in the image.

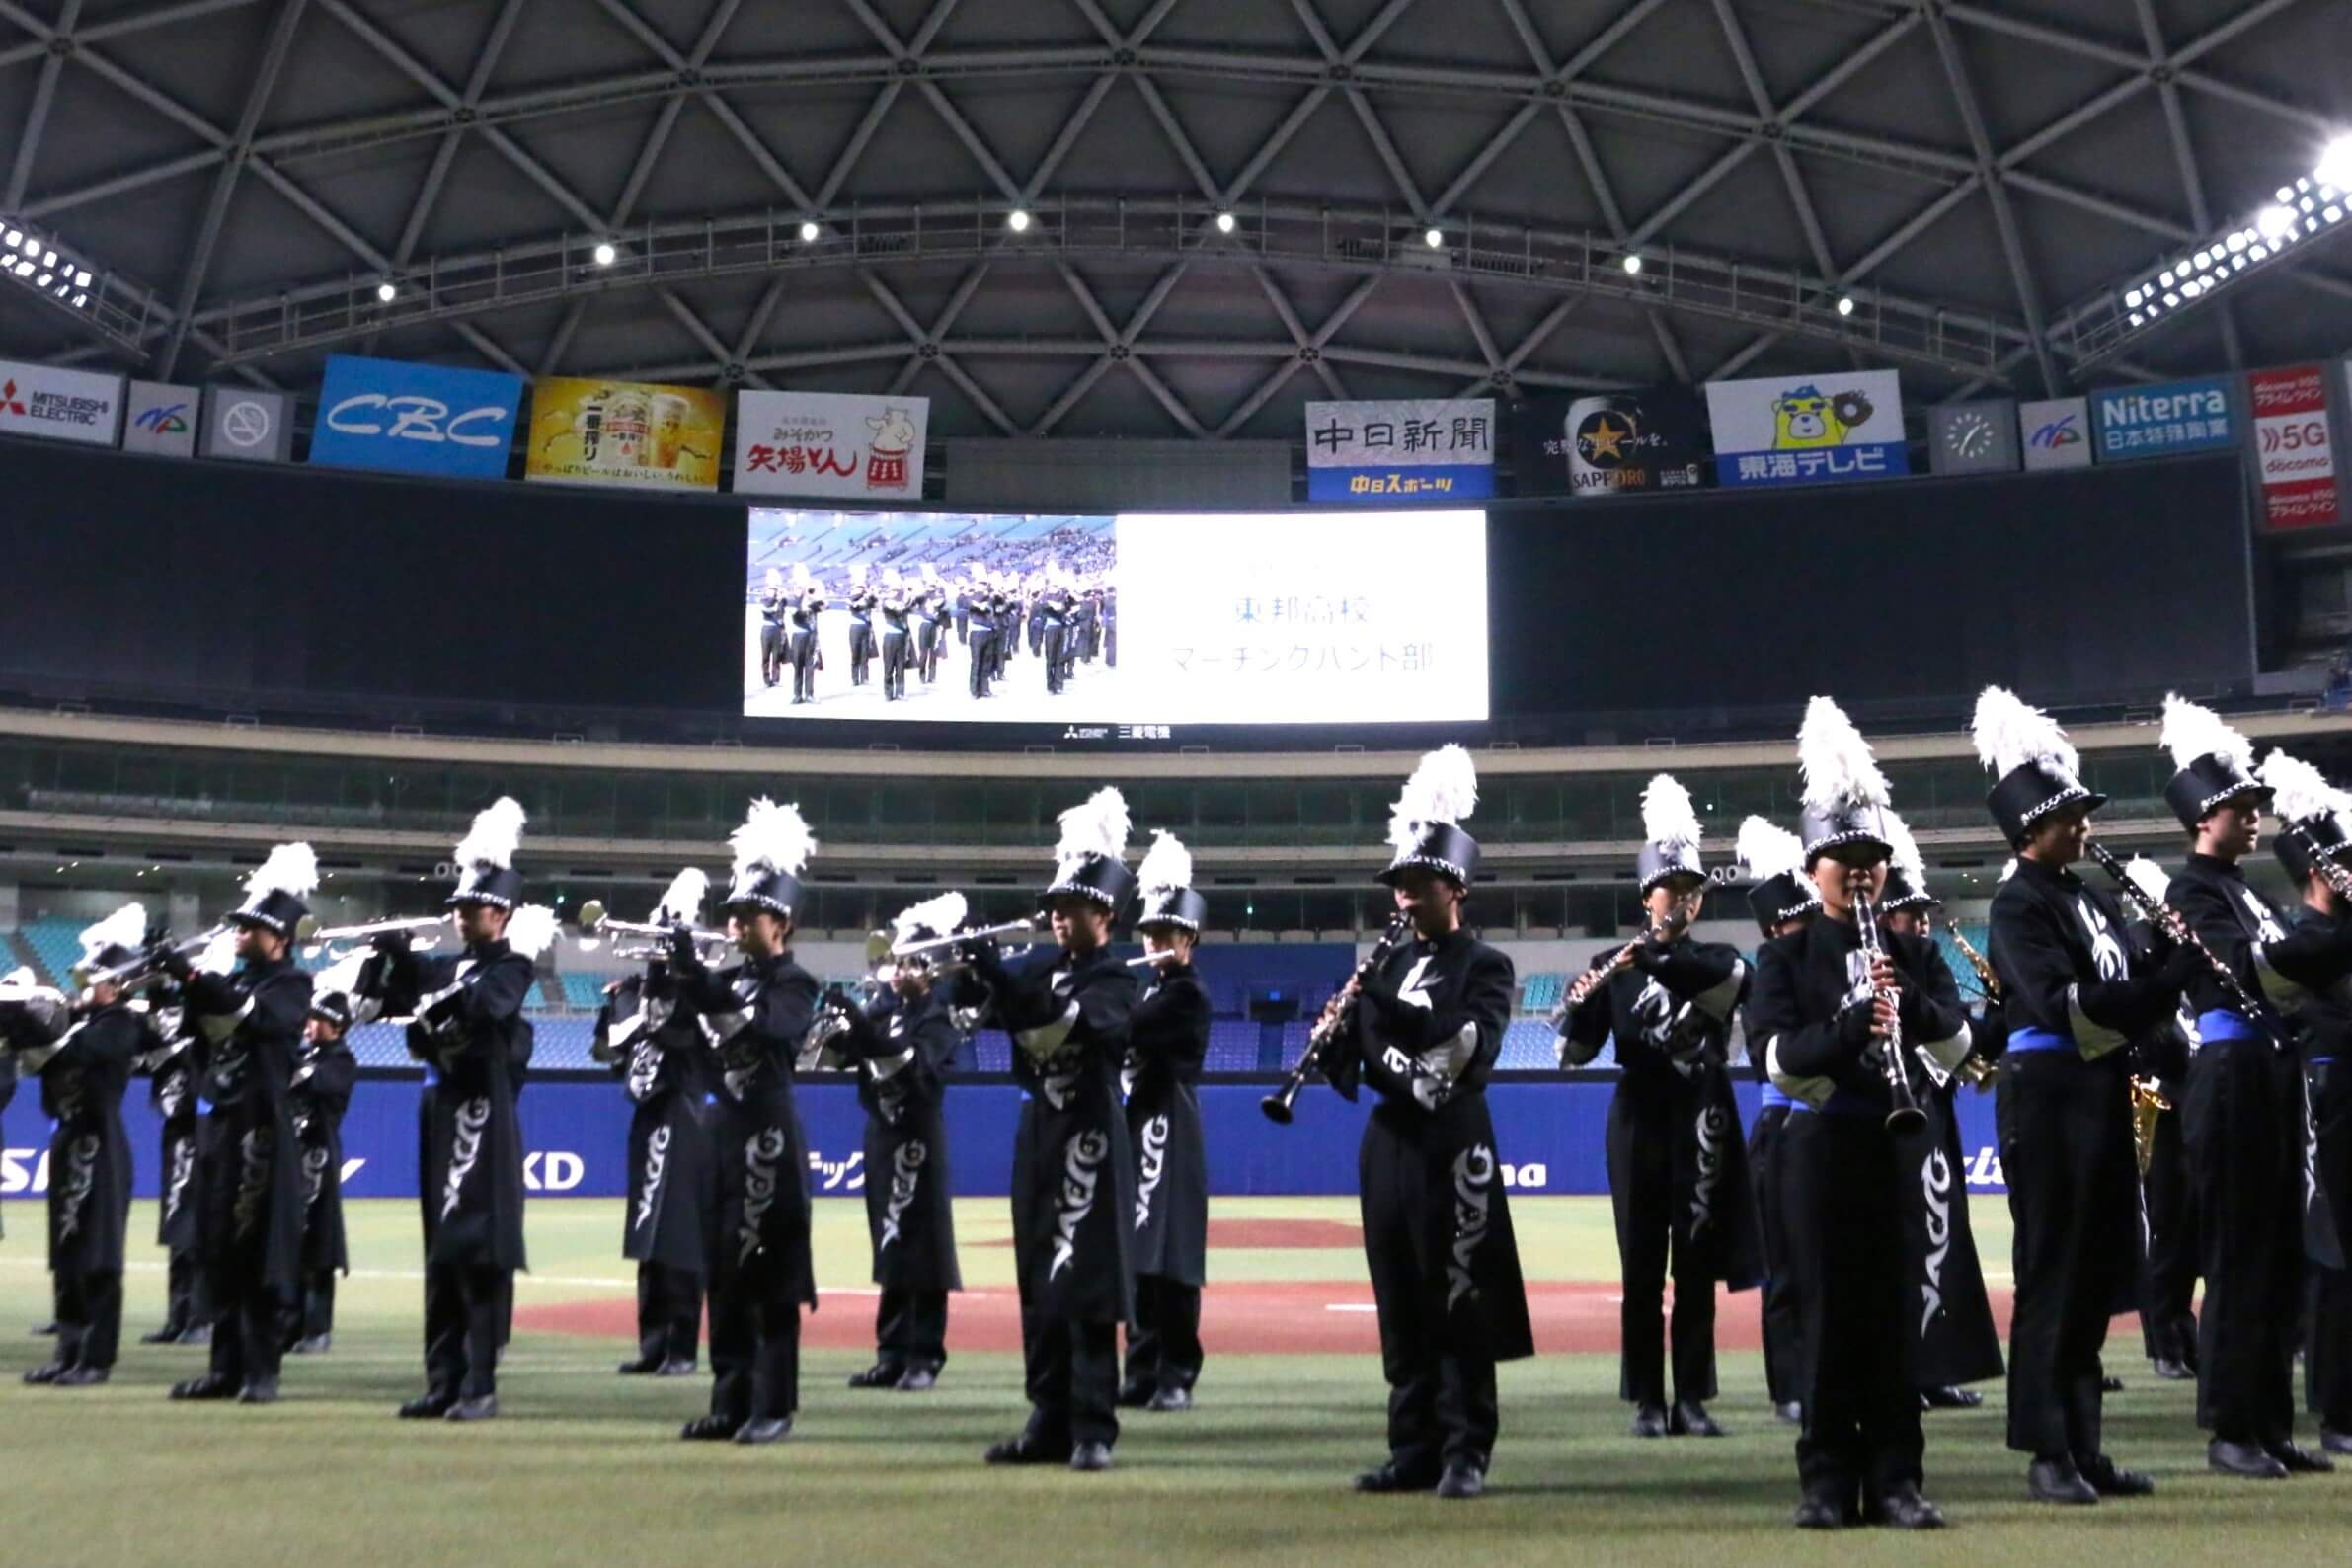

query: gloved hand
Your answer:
[960,937,1009,990]
[156,939,195,982]
[370,929,413,958]
[2156,942,2202,992]
[1836,996,1879,1052]
[666,923,706,976]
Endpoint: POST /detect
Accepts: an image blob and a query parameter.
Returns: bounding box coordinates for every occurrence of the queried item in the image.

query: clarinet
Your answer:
[2086,841,2283,1052]
[1262,913,1413,1125]
[1851,882,1929,1135]
[2285,820,2352,902]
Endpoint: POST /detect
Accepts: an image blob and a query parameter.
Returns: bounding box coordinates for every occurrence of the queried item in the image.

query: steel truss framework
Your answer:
[3,0,2348,432]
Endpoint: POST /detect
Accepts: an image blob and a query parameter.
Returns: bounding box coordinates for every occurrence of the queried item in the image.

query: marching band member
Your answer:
[1737,817,1819,1426]
[1560,775,1757,1440]
[286,990,356,1355]
[879,567,912,702]
[965,574,998,700]
[0,971,67,1256]
[787,564,824,705]
[1338,745,1530,1501]
[1973,688,2189,1503]
[839,891,966,1393]
[915,563,946,685]
[377,800,546,1423]
[592,868,717,1379]
[671,799,822,1445]
[847,563,878,688]
[1752,699,1971,1529]
[17,905,149,1388]
[958,788,1138,1472]
[756,568,787,689]
[1119,830,1213,1413]
[168,843,319,1406]
[2157,697,2352,1477]
[138,964,215,1346]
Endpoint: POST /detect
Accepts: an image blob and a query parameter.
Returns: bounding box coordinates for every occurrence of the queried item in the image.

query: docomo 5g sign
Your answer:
[2248,366,2336,529]
[306,353,523,479]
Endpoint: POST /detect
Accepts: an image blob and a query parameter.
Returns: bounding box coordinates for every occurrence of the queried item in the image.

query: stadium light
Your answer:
[375,279,397,303]
[798,219,821,243]
[1423,226,1444,249]
[0,213,101,314]
[2318,133,2352,192]
[591,240,617,267]
[1006,208,1032,233]
[2112,133,2350,340]
[1621,254,1643,275]
[1836,295,1855,317]
[1215,211,1236,234]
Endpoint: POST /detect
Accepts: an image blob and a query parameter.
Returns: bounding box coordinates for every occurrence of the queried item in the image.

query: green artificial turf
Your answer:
[0,1196,2342,1567]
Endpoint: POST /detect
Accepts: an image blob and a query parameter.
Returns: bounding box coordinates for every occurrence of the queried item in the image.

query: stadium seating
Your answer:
[559,972,610,1008]
[20,919,83,986]
[1519,972,1565,1013]
[1204,1019,1265,1072]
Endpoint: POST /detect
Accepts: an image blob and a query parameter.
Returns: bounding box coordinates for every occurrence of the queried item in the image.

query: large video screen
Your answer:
[742,509,1491,726]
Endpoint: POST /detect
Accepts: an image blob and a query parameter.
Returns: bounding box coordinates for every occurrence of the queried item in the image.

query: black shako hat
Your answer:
[1042,787,1135,912]
[2258,748,2352,887]
[2157,694,2270,830]
[230,842,319,939]
[1795,697,1893,863]
[1135,829,1208,933]
[722,797,816,920]
[1379,745,1482,888]
[447,797,528,910]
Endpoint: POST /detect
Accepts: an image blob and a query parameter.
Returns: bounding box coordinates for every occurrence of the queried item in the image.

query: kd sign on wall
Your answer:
[306,353,524,479]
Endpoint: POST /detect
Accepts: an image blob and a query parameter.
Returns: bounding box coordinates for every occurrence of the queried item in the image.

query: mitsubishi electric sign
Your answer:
[306,353,523,478]
[0,357,122,446]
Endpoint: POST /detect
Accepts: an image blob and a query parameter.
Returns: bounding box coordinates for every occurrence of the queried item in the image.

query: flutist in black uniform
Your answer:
[879,568,912,702]
[18,906,148,1388]
[1753,699,1973,1529]
[138,977,211,1345]
[2156,698,2352,1477]
[959,788,1138,1472]
[846,566,878,688]
[756,568,787,688]
[1974,688,2191,1504]
[787,568,824,705]
[1119,830,1213,1413]
[914,567,946,685]
[1736,818,1818,1425]
[670,799,821,1445]
[1561,775,1758,1440]
[379,799,541,1423]
[838,891,965,1393]
[168,843,317,1406]
[965,583,998,700]
[286,990,357,1355]
[1333,746,1530,1501]
[591,868,716,1379]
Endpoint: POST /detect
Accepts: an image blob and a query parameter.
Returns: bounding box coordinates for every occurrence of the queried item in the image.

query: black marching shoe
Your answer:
[1670,1399,1724,1437]
[398,1392,456,1419]
[2025,1457,2099,1505]
[139,1324,186,1345]
[2208,1439,2289,1479]
[2322,1427,2352,1456]
[847,1361,906,1389]
[1629,1403,1671,1439]
[1435,1463,1486,1500]
[1115,1382,1155,1409]
[680,1415,742,1442]
[2100,1374,2125,1393]
[734,1417,791,1445]
[1068,1442,1114,1473]
[1147,1386,1193,1413]
[1864,1485,1947,1529]
[1921,1384,1982,1410]
[52,1365,110,1388]
[31,1320,56,1336]
[1791,1496,1847,1530]
[444,1395,497,1422]
[895,1366,938,1392]
[2266,1440,2335,1474]
[2151,1356,2193,1381]
[291,1334,331,1356]
[1353,1461,1440,1494]
[177,1324,211,1347]
[653,1359,696,1377]
[615,1353,664,1375]
[983,1435,1070,1466]
[2079,1455,2156,1497]
[23,1361,67,1385]
[236,1377,279,1405]
[1773,1400,1804,1425]
[173,1373,239,1401]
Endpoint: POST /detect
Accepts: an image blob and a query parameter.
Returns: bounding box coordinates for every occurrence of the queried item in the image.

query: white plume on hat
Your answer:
[2122,855,2170,904]
[1640,773,1701,853]
[1797,696,1889,814]
[1054,787,1131,875]
[1972,686,2078,780]
[1735,817,1804,882]
[506,904,559,959]
[650,867,710,926]
[314,947,370,997]
[2159,693,2253,773]
[890,890,969,944]
[454,797,526,870]
[731,797,817,881]
[1137,829,1194,896]
[1386,744,1479,855]
[194,927,239,977]
[245,841,320,902]
[78,902,148,961]
[2256,748,2349,827]
[1882,809,1927,885]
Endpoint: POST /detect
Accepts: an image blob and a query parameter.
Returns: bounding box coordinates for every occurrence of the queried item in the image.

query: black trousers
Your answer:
[56,1269,122,1371]
[758,624,784,686]
[637,1262,702,1366]
[1041,627,1067,694]
[2138,1098,2198,1365]
[2310,1267,2352,1431]
[1750,1103,1803,1406]
[967,631,996,698]
[1783,1108,1923,1506]
[1020,1311,1119,1450]
[1361,1119,1499,1475]
[1123,1276,1203,1395]
[2183,1039,2303,1445]
[291,1268,336,1341]
[1607,1083,1717,1406]
[881,629,909,699]
[1999,1052,2137,1461]
[164,1248,209,1334]
[848,621,874,683]
[424,1262,507,1401]
[707,1279,799,1424]
[917,624,940,681]
[788,630,818,701]
[206,1257,285,1391]
[876,1287,948,1370]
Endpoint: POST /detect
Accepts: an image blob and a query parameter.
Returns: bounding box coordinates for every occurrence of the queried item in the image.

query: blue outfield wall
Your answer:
[0,1079,2011,1203]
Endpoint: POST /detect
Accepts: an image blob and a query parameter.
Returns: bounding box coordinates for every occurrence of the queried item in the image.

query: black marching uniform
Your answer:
[914,588,944,684]
[288,1021,355,1348]
[757,583,787,688]
[2287,899,2352,1446]
[843,984,963,1384]
[1743,868,1817,1416]
[880,588,912,701]
[25,997,145,1381]
[143,1010,211,1343]
[1120,957,1212,1405]
[788,589,823,704]
[1564,937,1761,1420]
[594,967,714,1373]
[2137,1010,2200,1374]
[966,592,997,700]
[1754,909,1974,1517]
[847,587,878,687]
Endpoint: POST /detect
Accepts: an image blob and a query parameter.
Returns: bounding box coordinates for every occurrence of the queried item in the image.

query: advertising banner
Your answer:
[307,353,523,479]
[733,390,928,499]
[2091,375,2236,462]
[1927,399,2020,476]
[524,375,724,491]
[1510,387,1711,497]
[2018,395,2093,471]
[1703,368,1910,487]
[0,357,122,446]
[198,385,292,462]
[1304,398,1495,501]
[120,380,199,457]
[2247,365,2338,530]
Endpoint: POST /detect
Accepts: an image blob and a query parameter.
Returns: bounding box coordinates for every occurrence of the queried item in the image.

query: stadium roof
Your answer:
[2,0,2349,436]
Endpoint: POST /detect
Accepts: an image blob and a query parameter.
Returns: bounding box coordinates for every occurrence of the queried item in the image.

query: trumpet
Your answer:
[575,900,733,955]
[73,922,232,991]
[883,917,1042,964]
[297,913,450,962]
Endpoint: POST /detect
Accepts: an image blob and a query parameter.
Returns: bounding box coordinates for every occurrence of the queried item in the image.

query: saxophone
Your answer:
[1940,923,2002,1092]
[2129,1074,2173,1178]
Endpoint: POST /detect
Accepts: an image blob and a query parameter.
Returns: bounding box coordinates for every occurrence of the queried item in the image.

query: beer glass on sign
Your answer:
[599,388,651,470]
[651,394,689,471]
